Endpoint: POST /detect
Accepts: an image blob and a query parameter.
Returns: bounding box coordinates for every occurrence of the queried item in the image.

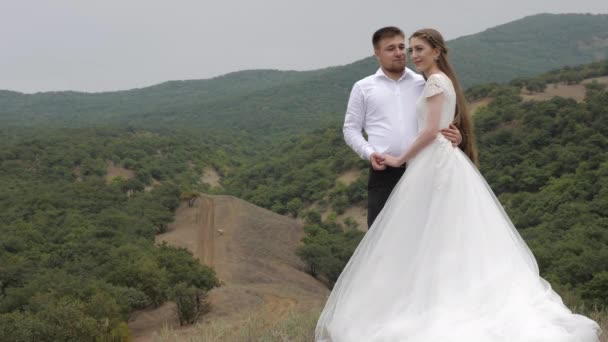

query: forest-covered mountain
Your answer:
[447,13,608,86]
[2,59,606,341]
[1,13,607,135]
[1,13,608,341]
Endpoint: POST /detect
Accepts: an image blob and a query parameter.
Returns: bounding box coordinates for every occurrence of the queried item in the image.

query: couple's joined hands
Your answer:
[370,153,405,170]
[370,124,461,171]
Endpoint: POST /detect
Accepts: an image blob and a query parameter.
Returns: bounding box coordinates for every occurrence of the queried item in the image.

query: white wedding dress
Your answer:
[315,73,601,341]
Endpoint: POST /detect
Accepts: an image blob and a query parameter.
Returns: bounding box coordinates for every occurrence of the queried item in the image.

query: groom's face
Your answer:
[374,35,406,73]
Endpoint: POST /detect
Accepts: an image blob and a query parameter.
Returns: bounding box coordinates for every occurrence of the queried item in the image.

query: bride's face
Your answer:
[408,37,439,73]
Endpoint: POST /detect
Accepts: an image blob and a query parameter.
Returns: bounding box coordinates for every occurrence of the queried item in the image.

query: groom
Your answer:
[343,26,461,228]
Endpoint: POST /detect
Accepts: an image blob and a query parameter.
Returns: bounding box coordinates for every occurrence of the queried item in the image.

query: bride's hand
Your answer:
[382,155,404,168]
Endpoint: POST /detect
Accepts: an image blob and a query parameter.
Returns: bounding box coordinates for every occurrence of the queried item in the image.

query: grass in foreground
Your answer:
[152,307,320,342]
[152,302,607,342]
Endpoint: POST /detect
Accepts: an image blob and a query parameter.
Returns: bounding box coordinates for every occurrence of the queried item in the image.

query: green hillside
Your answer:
[1,13,606,134]
[0,127,231,340]
[449,13,608,86]
[1,13,608,340]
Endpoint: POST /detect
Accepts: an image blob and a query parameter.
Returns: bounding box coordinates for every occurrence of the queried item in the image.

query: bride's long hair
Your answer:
[410,29,478,165]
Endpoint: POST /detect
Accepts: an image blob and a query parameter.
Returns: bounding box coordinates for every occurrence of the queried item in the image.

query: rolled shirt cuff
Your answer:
[362,146,376,161]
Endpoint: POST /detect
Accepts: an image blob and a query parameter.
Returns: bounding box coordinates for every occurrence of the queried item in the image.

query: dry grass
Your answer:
[335,169,361,186]
[521,83,587,102]
[584,76,608,86]
[148,301,606,341]
[151,307,320,342]
[471,76,608,114]
[334,206,367,232]
[592,311,608,342]
[469,97,492,114]
[200,167,222,188]
[577,308,607,341]
[560,290,608,341]
[138,243,607,341]
[521,76,608,103]
[105,161,135,182]
[72,165,83,182]
[129,195,327,341]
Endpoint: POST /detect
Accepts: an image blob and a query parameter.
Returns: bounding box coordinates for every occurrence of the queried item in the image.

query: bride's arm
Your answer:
[383,93,444,167]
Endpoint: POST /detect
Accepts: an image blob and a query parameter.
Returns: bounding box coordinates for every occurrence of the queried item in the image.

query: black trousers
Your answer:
[367,166,406,229]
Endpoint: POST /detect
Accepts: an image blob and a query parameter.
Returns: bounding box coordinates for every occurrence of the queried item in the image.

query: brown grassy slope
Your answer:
[471,76,608,113]
[128,195,328,341]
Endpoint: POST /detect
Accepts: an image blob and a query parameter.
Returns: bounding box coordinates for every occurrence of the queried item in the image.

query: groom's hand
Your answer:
[381,155,404,168]
[441,123,462,147]
[370,153,386,171]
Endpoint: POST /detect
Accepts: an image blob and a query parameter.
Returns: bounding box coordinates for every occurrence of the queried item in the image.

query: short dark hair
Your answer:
[372,26,405,49]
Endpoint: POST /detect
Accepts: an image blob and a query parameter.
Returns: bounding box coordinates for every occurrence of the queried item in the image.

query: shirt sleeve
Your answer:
[422,74,444,98]
[343,83,375,161]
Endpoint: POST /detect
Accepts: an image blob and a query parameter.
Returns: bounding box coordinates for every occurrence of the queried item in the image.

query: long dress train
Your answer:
[315,73,602,342]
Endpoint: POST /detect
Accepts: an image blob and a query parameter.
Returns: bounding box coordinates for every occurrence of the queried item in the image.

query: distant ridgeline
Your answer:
[292,60,608,310]
[447,13,608,87]
[1,13,606,135]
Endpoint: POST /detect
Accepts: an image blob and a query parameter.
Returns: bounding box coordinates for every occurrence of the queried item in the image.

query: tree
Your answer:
[580,272,608,307]
[180,190,199,207]
[286,198,303,217]
[170,283,211,326]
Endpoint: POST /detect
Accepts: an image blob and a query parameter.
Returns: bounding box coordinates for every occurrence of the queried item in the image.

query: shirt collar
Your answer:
[375,67,416,82]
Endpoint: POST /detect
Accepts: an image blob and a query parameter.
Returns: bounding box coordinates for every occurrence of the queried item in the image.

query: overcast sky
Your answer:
[1,0,606,93]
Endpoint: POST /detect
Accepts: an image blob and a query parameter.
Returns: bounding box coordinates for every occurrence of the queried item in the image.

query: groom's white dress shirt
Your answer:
[343,67,425,161]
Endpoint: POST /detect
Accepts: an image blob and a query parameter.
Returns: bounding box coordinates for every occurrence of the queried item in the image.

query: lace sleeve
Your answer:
[422,74,444,98]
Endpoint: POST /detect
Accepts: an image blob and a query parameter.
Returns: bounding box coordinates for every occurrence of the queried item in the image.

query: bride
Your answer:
[315,28,602,342]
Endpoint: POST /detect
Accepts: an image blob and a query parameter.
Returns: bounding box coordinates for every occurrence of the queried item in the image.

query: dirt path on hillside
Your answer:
[128,195,328,341]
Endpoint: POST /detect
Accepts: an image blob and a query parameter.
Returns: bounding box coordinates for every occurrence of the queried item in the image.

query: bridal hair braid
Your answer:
[410,29,478,165]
